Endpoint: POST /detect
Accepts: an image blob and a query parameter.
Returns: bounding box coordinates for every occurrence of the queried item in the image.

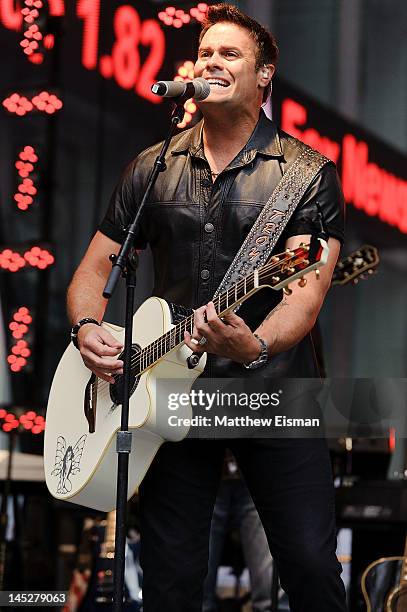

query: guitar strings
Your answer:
[94,249,307,399]
[130,249,306,367]
[94,249,308,398]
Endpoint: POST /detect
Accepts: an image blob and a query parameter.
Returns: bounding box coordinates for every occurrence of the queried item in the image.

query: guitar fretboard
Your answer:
[133,250,303,374]
[135,269,262,373]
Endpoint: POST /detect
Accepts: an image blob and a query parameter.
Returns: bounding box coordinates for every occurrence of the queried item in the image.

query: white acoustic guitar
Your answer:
[44,237,328,512]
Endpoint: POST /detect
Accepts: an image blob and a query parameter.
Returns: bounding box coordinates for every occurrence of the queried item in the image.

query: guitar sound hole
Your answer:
[109,344,141,405]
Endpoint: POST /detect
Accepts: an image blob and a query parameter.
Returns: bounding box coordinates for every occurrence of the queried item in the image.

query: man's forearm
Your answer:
[255,294,320,358]
[254,235,340,358]
[67,267,108,325]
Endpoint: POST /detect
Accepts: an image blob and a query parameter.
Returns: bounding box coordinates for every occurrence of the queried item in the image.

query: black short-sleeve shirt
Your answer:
[99,111,345,377]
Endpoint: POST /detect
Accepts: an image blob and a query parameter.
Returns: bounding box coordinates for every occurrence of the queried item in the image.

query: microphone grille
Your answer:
[192,77,211,101]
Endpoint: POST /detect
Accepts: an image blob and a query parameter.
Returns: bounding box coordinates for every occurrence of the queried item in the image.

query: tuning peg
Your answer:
[298,277,307,288]
[315,270,320,280]
[272,276,281,283]
[283,286,292,295]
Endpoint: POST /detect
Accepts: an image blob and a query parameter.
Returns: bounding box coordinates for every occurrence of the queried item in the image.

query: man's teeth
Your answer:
[208,79,229,87]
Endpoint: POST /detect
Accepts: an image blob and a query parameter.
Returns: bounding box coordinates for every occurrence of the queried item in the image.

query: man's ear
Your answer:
[258,64,275,85]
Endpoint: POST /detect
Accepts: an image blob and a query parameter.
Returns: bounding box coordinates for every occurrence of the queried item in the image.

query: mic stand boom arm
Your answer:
[102,98,187,612]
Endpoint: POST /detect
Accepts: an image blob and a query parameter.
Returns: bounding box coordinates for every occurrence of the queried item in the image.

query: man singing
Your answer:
[67,4,347,611]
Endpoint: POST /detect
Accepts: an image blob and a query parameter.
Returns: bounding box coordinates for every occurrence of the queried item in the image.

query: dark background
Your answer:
[0,1,406,607]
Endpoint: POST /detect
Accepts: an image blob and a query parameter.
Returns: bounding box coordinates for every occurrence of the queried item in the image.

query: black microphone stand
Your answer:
[102,97,187,612]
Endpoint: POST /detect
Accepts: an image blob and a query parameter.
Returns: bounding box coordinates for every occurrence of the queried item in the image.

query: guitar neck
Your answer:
[331,245,379,287]
[135,240,322,374]
[137,268,264,373]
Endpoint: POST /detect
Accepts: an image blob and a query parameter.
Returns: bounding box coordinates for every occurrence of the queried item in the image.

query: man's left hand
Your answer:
[184,301,261,363]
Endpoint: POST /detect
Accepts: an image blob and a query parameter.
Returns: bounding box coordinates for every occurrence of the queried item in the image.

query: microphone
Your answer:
[151,77,210,101]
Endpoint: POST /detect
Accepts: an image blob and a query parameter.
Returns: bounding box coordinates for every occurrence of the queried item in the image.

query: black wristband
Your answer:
[71,317,100,349]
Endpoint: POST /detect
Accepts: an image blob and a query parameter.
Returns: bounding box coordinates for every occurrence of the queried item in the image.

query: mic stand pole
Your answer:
[102,98,187,612]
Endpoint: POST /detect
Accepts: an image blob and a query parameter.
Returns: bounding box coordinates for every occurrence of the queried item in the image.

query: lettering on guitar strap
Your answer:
[248,210,286,261]
[213,145,330,299]
[50,434,87,494]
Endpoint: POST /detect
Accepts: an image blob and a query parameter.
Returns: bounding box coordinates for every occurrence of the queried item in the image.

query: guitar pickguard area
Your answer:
[109,344,142,405]
[168,302,194,325]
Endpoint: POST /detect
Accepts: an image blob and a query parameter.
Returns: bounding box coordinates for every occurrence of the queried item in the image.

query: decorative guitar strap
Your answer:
[212,143,330,300]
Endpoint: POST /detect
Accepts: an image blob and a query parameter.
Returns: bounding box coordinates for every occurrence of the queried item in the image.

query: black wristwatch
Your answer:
[71,318,100,349]
[243,334,269,370]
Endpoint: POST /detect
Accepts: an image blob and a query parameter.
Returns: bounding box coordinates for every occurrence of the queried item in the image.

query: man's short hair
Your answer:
[199,3,279,71]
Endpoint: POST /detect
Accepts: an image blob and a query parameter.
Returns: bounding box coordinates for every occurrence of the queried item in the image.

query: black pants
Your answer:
[138,438,347,612]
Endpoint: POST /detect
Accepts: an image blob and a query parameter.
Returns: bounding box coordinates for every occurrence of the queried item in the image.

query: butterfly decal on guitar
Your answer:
[51,434,87,494]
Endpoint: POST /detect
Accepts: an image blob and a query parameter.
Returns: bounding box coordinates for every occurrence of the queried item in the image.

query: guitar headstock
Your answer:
[258,236,329,292]
[331,245,379,286]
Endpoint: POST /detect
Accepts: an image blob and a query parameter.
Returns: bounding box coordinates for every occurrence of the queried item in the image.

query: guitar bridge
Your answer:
[84,373,97,433]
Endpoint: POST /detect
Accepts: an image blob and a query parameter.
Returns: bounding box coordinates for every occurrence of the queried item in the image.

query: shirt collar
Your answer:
[170,110,284,160]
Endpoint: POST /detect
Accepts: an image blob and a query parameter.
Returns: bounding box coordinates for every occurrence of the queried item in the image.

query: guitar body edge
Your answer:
[361,556,404,612]
[44,297,206,512]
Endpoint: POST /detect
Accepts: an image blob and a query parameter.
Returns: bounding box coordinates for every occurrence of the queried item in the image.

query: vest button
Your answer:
[202,178,212,188]
[200,269,210,280]
[204,223,214,233]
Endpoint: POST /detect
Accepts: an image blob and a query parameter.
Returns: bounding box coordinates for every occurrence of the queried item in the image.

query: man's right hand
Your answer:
[77,324,123,383]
